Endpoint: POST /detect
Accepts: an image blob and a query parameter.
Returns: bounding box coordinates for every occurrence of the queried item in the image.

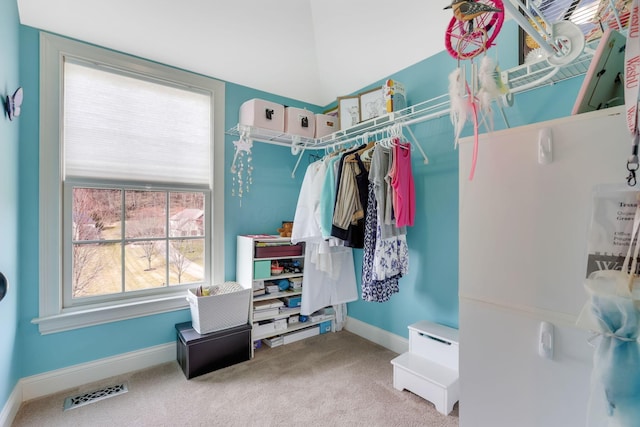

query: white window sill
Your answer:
[32,293,190,335]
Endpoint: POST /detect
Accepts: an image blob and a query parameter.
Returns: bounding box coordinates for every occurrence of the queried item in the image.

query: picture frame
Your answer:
[338,96,360,130]
[358,87,386,122]
[518,0,632,65]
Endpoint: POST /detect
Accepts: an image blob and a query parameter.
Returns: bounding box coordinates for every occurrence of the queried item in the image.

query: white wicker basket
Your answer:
[186,282,250,334]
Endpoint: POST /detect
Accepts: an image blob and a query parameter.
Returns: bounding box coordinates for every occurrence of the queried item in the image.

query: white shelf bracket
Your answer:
[403,125,429,165]
[291,136,307,178]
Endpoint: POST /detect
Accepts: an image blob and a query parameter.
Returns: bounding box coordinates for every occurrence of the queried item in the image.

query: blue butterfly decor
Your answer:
[5,87,23,121]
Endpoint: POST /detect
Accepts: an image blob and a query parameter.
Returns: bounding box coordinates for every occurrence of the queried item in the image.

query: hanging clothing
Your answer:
[291,159,326,242]
[291,160,358,314]
[330,145,364,245]
[361,184,401,302]
[319,155,342,240]
[370,144,406,239]
[300,241,358,315]
[360,143,409,302]
[390,139,416,227]
[332,152,369,248]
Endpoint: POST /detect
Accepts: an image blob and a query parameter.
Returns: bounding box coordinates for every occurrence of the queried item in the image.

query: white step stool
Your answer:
[390,320,459,415]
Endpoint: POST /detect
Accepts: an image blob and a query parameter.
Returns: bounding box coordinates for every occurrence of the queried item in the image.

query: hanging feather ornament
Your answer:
[477,56,498,112]
[444,0,506,180]
[230,132,254,206]
[477,55,512,132]
[477,55,499,131]
[449,67,468,146]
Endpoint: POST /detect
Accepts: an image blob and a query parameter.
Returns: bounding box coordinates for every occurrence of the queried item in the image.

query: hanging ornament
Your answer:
[444,0,505,180]
[230,132,254,206]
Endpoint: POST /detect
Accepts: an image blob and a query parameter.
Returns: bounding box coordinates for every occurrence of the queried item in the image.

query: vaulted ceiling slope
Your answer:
[17,0,449,106]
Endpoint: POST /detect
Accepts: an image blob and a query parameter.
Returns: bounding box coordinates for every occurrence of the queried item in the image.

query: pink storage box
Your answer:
[315,114,339,138]
[284,107,315,138]
[239,98,285,132]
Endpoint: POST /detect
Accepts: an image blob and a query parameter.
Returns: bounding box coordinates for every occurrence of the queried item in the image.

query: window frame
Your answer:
[35,33,225,334]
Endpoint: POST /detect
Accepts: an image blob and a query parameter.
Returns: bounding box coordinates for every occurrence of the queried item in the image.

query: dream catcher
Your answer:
[230,131,254,206]
[444,0,507,180]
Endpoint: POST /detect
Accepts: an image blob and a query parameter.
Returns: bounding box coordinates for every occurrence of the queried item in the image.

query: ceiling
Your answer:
[17,0,451,106]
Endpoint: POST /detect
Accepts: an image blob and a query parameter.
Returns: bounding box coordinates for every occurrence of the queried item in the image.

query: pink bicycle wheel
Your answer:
[444,0,504,60]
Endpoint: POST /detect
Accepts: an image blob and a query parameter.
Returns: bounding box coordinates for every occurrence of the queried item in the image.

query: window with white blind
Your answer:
[36,33,225,334]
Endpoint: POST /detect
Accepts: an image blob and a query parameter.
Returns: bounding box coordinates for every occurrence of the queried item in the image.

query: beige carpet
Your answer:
[13,331,459,427]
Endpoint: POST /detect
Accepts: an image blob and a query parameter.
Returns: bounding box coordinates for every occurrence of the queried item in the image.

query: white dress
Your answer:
[291,161,358,316]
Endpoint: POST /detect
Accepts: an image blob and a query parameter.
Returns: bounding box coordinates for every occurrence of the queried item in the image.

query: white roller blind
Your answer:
[63,60,211,185]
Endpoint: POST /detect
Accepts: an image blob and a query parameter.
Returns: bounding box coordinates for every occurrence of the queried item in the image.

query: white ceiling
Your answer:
[17,0,450,106]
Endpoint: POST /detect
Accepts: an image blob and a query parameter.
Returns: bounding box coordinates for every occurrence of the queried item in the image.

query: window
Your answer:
[36,33,225,334]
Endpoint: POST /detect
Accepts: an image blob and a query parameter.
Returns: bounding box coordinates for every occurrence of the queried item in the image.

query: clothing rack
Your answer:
[290,122,430,178]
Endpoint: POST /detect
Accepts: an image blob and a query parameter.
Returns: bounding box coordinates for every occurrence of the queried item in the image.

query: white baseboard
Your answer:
[0,381,22,427]
[20,342,176,402]
[344,316,408,355]
[1,342,175,425]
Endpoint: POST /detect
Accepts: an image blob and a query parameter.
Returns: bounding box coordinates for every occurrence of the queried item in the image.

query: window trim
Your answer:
[35,32,225,334]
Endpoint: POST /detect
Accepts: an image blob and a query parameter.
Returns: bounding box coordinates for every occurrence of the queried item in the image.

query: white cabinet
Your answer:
[236,234,334,356]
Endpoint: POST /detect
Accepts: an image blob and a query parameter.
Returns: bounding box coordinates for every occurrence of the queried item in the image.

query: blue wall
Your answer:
[0,0,21,410]
[4,10,588,414]
[15,26,315,378]
[326,20,584,336]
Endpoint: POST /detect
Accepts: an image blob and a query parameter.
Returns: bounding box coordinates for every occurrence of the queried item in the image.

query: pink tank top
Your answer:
[390,139,415,227]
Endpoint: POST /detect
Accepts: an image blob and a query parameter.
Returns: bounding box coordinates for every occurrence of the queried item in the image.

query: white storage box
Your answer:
[253,320,275,336]
[253,305,280,321]
[289,277,302,289]
[284,107,315,138]
[274,318,287,331]
[283,325,319,344]
[265,284,279,294]
[239,98,285,132]
[263,336,283,348]
[315,114,339,138]
[186,282,250,335]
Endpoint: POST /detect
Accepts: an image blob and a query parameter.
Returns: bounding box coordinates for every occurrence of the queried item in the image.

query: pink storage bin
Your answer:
[315,114,339,138]
[284,107,315,138]
[239,98,285,132]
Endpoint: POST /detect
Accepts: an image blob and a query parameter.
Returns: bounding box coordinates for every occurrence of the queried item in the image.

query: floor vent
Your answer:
[63,382,128,411]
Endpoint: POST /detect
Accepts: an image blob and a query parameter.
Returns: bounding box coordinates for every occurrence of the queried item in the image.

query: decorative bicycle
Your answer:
[444,0,505,61]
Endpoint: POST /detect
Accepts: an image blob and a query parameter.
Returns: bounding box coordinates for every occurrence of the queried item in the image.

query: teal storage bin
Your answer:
[283,295,302,307]
[254,260,271,279]
[319,320,332,334]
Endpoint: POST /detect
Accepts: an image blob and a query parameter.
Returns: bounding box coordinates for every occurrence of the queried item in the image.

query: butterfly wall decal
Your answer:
[5,87,23,121]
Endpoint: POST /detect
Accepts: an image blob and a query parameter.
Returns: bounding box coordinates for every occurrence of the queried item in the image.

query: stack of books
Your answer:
[253,299,284,321]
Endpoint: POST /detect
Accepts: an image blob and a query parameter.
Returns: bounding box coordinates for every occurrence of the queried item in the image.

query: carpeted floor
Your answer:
[12,331,459,426]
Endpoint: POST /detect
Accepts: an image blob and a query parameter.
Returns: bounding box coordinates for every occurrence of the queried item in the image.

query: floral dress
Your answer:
[361,180,408,302]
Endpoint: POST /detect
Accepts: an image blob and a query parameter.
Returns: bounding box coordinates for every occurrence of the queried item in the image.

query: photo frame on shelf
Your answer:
[358,87,386,122]
[518,0,632,65]
[338,96,360,130]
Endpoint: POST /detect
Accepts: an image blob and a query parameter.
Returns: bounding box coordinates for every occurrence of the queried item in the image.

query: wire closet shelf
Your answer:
[226,0,623,151]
